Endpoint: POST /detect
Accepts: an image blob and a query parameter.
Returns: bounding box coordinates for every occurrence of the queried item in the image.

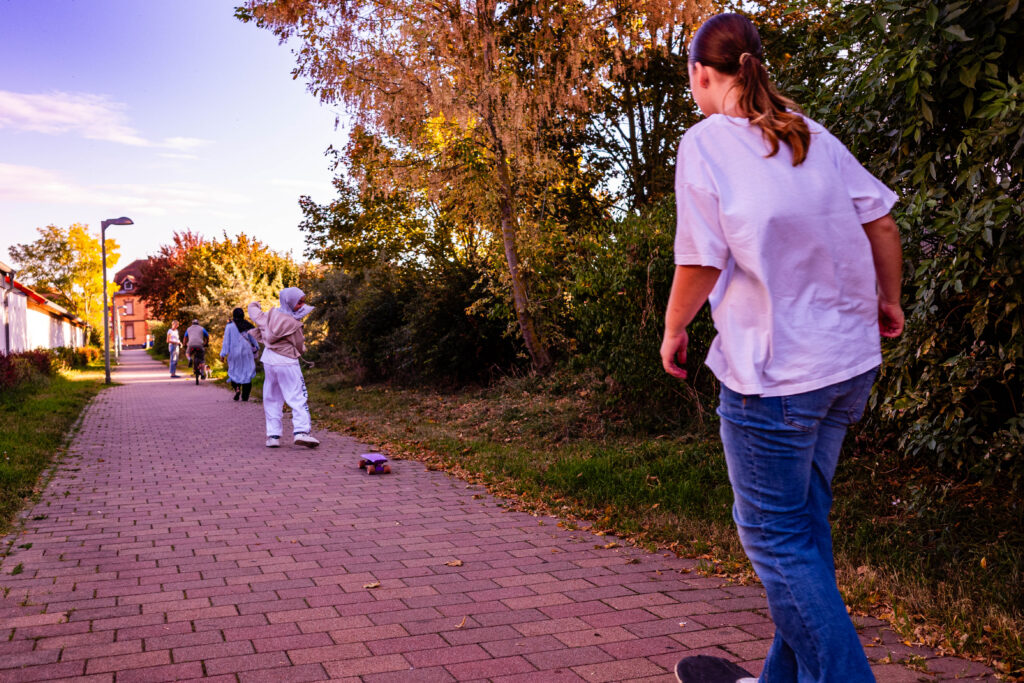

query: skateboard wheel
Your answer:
[380,465,391,474]
[366,465,376,474]
[358,459,368,468]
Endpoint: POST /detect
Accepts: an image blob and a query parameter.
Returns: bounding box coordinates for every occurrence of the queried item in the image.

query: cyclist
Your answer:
[182,319,210,379]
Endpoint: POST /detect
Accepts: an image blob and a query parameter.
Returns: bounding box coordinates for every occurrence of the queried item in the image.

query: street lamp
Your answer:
[101,216,133,384]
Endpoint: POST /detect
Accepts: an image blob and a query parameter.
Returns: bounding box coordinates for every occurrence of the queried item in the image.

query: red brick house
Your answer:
[113,260,152,349]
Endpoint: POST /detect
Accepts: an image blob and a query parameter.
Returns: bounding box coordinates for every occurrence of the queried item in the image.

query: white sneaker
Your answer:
[265,436,280,448]
[293,433,320,448]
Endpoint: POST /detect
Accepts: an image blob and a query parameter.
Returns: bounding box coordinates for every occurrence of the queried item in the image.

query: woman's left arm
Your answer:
[661,265,721,379]
[862,214,904,338]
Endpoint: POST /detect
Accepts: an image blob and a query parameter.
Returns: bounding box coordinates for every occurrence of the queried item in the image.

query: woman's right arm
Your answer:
[661,265,721,379]
[862,214,904,338]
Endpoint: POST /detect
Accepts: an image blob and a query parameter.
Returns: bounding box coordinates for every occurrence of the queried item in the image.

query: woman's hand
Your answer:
[863,215,904,339]
[661,330,690,379]
[879,299,904,337]
[661,265,721,381]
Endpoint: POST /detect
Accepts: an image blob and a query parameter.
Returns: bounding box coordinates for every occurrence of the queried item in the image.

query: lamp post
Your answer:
[101,217,133,384]
[113,304,124,359]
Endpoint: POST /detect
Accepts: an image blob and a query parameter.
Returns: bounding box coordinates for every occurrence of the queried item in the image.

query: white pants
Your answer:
[262,361,311,437]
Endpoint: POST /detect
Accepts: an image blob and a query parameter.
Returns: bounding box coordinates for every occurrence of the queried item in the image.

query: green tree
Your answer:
[800,0,1024,482]
[299,128,519,383]
[136,230,206,322]
[238,0,708,372]
[138,232,301,329]
[186,261,288,334]
[7,223,120,333]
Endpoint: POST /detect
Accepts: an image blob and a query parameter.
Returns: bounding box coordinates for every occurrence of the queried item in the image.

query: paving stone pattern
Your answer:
[0,350,995,681]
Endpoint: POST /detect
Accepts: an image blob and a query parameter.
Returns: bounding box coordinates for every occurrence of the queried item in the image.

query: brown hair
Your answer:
[689,13,810,165]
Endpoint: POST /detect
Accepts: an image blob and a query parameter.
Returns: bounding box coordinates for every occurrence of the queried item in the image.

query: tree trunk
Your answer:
[476,0,551,373]
[495,154,552,374]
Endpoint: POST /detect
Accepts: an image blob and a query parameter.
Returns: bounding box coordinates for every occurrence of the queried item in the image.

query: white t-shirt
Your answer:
[167,328,180,346]
[674,114,897,397]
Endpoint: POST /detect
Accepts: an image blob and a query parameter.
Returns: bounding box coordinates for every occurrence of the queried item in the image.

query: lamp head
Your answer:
[101,216,134,230]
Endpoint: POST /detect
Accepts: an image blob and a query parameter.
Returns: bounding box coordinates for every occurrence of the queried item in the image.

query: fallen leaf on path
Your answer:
[363,581,380,589]
[445,559,463,567]
[456,616,467,628]
[595,542,620,550]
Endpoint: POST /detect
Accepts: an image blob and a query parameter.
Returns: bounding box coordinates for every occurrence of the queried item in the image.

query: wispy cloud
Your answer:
[162,136,206,151]
[0,163,245,215]
[0,90,210,151]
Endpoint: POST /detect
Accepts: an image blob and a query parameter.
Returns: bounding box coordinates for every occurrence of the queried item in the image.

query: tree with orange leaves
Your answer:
[237,0,709,372]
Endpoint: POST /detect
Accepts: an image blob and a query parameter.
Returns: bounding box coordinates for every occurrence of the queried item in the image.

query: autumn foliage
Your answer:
[233,0,1024,492]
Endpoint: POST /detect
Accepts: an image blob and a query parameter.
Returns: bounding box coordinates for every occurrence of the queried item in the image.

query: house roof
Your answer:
[1,260,86,327]
[114,259,148,285]
[9,279,87,327]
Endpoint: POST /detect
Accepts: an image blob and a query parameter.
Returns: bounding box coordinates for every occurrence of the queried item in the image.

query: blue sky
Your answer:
[0,0,347,272]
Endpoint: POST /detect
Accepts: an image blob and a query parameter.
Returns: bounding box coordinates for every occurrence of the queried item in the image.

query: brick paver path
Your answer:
[0,350,996,681]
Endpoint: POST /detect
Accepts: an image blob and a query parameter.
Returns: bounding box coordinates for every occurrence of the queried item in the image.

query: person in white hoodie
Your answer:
[248,288,320,448]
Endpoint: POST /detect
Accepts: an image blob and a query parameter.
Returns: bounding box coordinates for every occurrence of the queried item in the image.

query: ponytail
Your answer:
[690,14,811,166]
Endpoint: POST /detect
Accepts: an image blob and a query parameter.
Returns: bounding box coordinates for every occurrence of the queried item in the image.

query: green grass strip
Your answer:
[0,369,105,535]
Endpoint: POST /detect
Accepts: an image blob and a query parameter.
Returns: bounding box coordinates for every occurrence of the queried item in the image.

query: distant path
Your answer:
[0,349,994,681]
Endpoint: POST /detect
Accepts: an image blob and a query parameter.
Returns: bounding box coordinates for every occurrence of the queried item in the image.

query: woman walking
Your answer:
[662,13,903,683]
[220,307,259,401]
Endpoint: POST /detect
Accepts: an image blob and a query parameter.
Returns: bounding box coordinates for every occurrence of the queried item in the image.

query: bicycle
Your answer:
[188,346,209,385]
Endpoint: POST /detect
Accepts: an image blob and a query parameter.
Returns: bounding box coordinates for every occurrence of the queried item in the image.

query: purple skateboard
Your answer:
[358,453,391,475]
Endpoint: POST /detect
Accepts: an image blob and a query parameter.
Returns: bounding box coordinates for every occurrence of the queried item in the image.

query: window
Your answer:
[124,323,135,340]
[124,300,134,316]
[123,280,134,291]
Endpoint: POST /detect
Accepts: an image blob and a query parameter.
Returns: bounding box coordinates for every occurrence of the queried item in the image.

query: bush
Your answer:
[78,346,101,365]
[46,346,101,371]
[309,262,518,386]
[797,0,1024,485]
[148,322,171,360]
[568,198,718,430]
[0,350,55,391]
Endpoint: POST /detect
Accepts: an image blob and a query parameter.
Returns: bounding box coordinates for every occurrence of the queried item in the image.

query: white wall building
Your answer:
[2,260,88,354]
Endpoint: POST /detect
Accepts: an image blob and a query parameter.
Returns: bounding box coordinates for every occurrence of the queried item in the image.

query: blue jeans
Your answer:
[169,345,179,375]
[718,368,878,683]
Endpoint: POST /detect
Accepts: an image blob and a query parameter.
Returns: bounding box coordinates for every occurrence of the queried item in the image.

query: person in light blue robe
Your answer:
[220,307,259,401]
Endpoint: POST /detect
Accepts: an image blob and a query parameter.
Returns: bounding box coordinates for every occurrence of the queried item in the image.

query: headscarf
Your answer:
[279,287,313,320]
[232,307,254,333]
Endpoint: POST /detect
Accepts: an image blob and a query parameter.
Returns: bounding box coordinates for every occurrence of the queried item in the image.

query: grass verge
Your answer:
[308,369,1022,679]
[0,367,106,537]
